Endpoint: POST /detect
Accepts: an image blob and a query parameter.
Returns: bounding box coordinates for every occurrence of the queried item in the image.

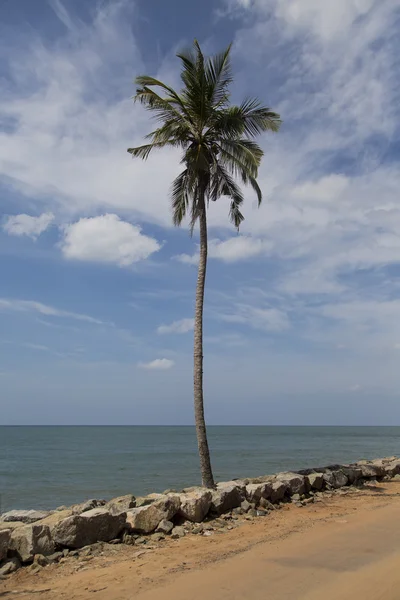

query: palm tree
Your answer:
[128,41,281,488]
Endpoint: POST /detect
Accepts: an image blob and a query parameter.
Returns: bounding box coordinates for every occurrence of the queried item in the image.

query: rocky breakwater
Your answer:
[1,456,399,578]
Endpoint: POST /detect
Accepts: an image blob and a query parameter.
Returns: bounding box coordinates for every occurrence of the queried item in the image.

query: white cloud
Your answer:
[3,212,54,239]
[0,298,105,325]
[176,236,272,264]
[157,318,194,334]
[60,214,161,266]
[220,304,290,332]
[138,358,175,370]
[0,1,180,227]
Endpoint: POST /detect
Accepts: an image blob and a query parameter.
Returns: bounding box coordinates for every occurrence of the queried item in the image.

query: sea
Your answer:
[1,426,399,512]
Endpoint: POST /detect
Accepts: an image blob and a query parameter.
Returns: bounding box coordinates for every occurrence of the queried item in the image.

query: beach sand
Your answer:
[2,479,400,599]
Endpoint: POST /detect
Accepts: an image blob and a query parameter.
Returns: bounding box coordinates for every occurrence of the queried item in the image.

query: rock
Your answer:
[247,508,258,517]
[259,498,275,511]
[156,519,174,534]
[383,459,400,478]
[341,466,362,485]
[10,524,55,563]
[72,499,106,515]
[192,524,204,534]
[357,461,385,479]
[151,532,165,542]
[240,500,252,513]
[126,495,180,534]
[306,473,324,491]
[269,480,288,503]
[135,496,159,508]
[210,482,246,515]
[105,495,136,515]
[0,557,21,577]
[276,473,305,496]
[0,529,11,562]
[1,510,50,524]
[256,509,268,517]
[171,526,185,539]
[34,553,50,567]
[179,489,212,523]
[291,493,301,502]
[121,532,136,545]
[245,483,272,505]
[52,508,126,548]
[323,470,348,489]
[47,551,64,563]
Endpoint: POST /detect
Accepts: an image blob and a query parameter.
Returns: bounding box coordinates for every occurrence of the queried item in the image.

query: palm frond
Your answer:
[127,139,179,160]
[204,43,233,107]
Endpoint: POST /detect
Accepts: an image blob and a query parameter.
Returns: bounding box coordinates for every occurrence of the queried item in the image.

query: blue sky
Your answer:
[1,0,400,425]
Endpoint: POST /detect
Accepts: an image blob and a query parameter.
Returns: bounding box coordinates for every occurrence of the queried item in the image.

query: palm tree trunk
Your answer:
[193,193,215,489]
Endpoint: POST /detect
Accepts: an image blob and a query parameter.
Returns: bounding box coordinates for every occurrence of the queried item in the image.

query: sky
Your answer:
[1,0,400,425]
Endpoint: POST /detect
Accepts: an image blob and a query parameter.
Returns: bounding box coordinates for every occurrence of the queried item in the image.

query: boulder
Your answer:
[52,508,126,549]
[245,483,272,504]
[105,495,136,515]
[126,495,180,534]
[10,524,54,563]
[323,470,348,489]
[341,466,362,484]
[156,519,174,534]
[72,499,106,515]
[306,473,324,491]
[210,482,246,515]
[269,480,288,503]
[0,557,21,577]
[0,528,11,561]
[179,489,212,523]
[383,459,400,478]
[275,473,305,496]
[357,461,385,479]
[1,510,50,524]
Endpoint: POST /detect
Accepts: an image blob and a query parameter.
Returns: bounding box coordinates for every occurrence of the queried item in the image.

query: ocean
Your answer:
[1,426,399,512]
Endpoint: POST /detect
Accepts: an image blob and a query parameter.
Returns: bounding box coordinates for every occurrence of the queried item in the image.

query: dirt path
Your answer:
[2,481,400,599]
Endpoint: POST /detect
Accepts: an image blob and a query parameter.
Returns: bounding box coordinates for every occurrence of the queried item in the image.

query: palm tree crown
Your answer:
[128,40,281,230]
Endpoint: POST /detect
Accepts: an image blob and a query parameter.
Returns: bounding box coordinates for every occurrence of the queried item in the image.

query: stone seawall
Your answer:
[1,456,399,577]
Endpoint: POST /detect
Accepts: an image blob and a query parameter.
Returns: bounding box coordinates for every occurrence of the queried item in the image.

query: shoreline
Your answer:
[2,476,400,599]
[1,455,400,580]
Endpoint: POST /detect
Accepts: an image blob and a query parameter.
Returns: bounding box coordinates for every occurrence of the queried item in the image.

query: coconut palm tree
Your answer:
[128,41,281,488]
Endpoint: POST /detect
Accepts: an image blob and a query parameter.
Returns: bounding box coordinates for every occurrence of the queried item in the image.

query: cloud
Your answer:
[138,358,175,370]
[176,236,273,264]
[157,318,194,334]
[0,298,105,325]
[3,212,54,239]
[0,1,180,227]
[219,304,290,332]
[60,214,161,266]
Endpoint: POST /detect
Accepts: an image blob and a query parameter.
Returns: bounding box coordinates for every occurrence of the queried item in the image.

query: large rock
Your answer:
[126,495,180,534]
[52,508,126,548]
[245,483,272,505]
[340,466,362,484]
[323,470,348,489]
[383,458,400,478]
[10,524,54,563]
[306,473,324,491]
[357,461,385,479]
[105,495,136,515]
[269,480,288,503]
[0,528,11,561]
[210,482,246,515]
[275,473,305,496]
[179,489,212,523]
[1,510,50,524]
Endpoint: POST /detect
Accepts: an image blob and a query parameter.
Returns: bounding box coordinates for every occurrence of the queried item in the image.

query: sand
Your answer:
[2,480,400,599]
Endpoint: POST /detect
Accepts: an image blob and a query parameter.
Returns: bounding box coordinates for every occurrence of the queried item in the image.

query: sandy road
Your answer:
[2,481,400,600]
